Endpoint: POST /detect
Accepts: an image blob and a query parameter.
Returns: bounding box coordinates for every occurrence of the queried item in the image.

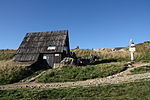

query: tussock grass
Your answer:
[37,62,127,83]
[1,80,150,100]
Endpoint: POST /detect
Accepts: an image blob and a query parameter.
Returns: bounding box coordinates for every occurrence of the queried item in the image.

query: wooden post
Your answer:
[131,52,134,61]
[129,39,136,62]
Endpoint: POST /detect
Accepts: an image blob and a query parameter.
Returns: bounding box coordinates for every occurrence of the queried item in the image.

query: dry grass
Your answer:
[0,60,41,85]
[135,42,150,61]
[0,60,48,85]
[72,49,130,61]
[0,60,33,73]
[0,49,16,60]
[0,60,22,74]
[72,42,150,62]
[0,60,27,85]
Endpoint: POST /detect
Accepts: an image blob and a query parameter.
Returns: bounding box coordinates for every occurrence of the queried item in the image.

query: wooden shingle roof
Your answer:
[14,30,69,61]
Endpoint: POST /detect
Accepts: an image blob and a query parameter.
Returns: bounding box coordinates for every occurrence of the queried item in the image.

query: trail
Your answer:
[0,63,150,90]
[21,70,47,83]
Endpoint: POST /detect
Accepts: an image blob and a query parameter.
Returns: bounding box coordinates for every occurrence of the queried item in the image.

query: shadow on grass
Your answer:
[90,58,118,65]
[19,60,51,81]
[79,58,119,66]
[30,59,51,70]
[0,60,50,85]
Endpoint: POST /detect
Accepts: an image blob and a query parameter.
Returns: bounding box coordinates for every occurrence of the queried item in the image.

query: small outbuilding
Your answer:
[14,30,70,68]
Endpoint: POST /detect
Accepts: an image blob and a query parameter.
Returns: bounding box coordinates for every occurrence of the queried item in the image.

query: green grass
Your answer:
[0,42,149,85]
[20,70,46,82]
[1,80,150,100]
[37,62,127,83]
[0,60,47,85]
[0,65,34,85]
[130,65,150,75]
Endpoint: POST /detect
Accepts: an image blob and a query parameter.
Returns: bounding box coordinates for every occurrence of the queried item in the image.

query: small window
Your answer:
[43,56,47,59]
[47,46,56,50]
[55,54,60,56]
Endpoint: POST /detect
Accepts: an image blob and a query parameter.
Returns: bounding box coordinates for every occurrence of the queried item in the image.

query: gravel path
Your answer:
[0,63,150,90]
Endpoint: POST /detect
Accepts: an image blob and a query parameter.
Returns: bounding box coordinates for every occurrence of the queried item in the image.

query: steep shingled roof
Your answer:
[14,30,69,61]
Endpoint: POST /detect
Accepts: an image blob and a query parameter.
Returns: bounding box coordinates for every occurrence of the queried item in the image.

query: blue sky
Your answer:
[0,0,150,49]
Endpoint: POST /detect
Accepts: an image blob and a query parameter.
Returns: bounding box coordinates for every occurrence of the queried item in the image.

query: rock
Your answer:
[53,57,76,68]
[60,57,76,65]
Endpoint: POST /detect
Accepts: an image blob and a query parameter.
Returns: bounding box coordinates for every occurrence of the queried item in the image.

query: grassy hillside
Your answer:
[135,42,150,62]
[0,41,149,62]
[0,42,149,84]
[130,65,150,75]
[0,60,26,85]
[72,49,130,61]
[1,80,150,100]
[0,49,16,60]
[0,60,47,85]
[37,62,127,83]
[72,42,150,62]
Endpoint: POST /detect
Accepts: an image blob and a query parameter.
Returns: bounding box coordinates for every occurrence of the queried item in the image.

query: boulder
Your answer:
[60,57,76,65]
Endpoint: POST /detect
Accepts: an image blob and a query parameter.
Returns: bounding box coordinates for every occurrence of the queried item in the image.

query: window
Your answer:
[55,54,60,56]
[47,46,56,50]
[43,56,47,59]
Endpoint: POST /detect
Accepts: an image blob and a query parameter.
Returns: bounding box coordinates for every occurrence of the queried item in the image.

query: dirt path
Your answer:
[21,70,47,83]
[0,63,150,90]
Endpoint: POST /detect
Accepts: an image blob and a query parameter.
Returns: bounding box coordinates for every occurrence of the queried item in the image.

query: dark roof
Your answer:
[14,30,69,61]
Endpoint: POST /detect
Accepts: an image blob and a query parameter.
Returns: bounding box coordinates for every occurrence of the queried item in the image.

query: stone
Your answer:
[53,57,76,68]
[60,57,76,65]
